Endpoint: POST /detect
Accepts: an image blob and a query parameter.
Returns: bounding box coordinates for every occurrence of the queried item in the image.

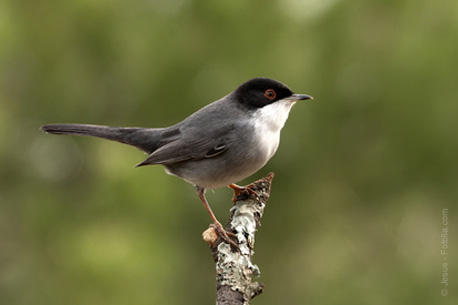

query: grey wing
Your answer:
[135,122,237,167]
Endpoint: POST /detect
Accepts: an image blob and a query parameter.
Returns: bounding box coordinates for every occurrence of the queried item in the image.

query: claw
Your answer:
[228,183,260,202]
[210,223,239,250]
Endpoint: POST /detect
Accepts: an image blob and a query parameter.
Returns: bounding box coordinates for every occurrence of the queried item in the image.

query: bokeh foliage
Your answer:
[1,0,457,304]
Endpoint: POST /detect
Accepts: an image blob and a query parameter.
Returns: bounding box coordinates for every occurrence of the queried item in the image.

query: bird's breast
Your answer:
[252,128,280,162]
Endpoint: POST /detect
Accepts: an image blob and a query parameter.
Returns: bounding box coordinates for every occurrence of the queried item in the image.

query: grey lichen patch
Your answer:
[216,243,261,303]
[212,173,273,304]
[216,243,250,290]
[216,183,270,302]
[230,199,266,256]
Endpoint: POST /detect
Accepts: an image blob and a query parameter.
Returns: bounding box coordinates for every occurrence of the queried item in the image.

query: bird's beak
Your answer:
[285,94,313,101]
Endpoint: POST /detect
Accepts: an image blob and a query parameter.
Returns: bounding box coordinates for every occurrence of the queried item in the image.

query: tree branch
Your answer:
[202,173,274,305]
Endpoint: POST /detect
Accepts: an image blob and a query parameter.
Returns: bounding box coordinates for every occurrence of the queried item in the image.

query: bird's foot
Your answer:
[228,183,260,203]
[210,222,239,250]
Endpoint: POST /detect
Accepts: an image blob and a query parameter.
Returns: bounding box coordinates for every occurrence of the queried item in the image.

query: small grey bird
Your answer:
[41,77,313,247]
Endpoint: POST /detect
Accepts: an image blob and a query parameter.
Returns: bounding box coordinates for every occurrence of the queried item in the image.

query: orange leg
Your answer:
[196,186,239,249]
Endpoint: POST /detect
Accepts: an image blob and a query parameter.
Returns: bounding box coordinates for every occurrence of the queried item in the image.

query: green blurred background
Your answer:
[1,0,457,304]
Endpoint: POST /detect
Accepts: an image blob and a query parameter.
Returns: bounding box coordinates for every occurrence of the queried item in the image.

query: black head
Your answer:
[234,78,309,108]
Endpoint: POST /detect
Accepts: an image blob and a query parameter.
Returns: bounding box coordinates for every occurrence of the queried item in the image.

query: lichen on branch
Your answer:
[203,173,274,305]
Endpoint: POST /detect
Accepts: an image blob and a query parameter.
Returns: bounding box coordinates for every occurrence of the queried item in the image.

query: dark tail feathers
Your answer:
[40,123,161,154]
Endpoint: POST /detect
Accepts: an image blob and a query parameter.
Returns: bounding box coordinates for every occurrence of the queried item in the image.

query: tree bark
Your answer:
[202,173,274,305]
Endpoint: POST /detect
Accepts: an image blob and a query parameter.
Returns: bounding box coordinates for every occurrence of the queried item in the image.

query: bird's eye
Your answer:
[264,89,276,100]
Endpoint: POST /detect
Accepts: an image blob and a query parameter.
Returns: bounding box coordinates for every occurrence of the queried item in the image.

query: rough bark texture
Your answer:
[202,173,274,305]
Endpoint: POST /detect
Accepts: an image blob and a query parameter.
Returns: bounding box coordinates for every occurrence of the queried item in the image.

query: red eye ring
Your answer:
[264,89,276,100]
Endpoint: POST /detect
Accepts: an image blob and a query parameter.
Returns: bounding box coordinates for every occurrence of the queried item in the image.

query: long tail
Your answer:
[40,123,161,154]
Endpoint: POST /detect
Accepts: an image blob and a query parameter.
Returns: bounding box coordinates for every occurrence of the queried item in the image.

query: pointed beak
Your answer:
[285,93,314,101]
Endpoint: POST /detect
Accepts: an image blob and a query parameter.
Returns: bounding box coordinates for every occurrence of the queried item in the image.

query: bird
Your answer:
[41,77,313,248]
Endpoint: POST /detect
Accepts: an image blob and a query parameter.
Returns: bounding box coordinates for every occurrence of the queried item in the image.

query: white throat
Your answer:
[251,99,295,160]
[253,99,295,132]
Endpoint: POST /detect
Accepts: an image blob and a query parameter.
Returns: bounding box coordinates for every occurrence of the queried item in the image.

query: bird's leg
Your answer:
[228,183,260,203]
[196,186,239,249]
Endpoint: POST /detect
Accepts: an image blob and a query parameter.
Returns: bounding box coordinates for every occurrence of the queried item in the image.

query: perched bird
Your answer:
[41,77,313,247]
